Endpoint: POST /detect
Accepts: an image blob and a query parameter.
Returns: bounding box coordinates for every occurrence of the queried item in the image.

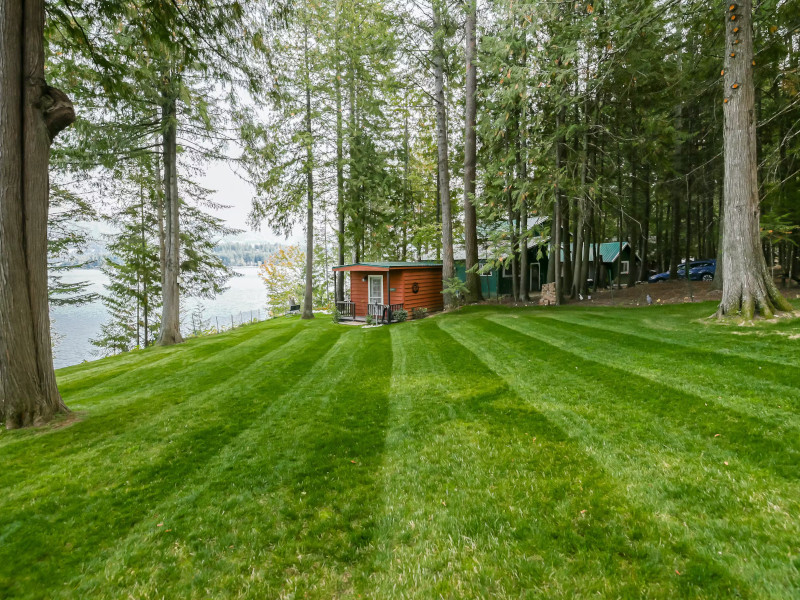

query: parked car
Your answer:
[648,259,716,283]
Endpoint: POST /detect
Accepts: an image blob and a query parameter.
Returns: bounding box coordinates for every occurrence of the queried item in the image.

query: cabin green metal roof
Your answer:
[333,261,443,269]
[593,242,629,263]
[560,242,629,263]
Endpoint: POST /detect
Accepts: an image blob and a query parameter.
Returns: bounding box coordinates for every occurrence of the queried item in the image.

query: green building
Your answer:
[456,241,640,298]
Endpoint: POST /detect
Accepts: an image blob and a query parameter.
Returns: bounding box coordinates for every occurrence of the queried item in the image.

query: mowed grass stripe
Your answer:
[548,303,800,367]
[512,312,800,431]
[0,324,342,599]
[2,305,799,599]
[361,318,740,599]
[442,314,798,598]
[490,313,800,480]
[536,309,800,398]
[55,319,276,396]
[56,319,293,403]
[74,325,393,599]
[0,319,306,474]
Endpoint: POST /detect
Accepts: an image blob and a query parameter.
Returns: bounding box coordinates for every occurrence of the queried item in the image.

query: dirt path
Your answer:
[504,280,800,308]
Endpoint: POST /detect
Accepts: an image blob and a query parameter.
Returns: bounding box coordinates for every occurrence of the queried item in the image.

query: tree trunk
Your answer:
[302,24,315,320]
[507,183,518,300]
[553,111,564,304]
[335,46,345,302]
[639,168,651,281]
[402,114,410,261]
[140,187,149,348]
[572,104,590,298]
[463,0,481,302]
[669,106,683,278]
[562,197,572,291]
[717,0,792,318]
[553,194,563,305]
[157,87,184,346]
[546,202,556,284]
[0,0,74,428]
[628,148,639,288]
[433,1,455,307]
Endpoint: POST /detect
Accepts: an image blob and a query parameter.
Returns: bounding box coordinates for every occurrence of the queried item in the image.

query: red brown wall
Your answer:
[346,268,443,317]
[401,268,443,315]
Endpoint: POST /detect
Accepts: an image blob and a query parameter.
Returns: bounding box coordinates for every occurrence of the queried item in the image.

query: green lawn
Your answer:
[2,302,800,599]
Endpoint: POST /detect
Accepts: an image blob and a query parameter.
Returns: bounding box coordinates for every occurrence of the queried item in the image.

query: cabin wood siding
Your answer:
[349,271,391,317]
[400,268,444,314]
[346,267,443,317]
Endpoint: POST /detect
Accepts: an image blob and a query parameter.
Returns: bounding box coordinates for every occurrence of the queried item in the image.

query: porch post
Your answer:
[387,270,391,323]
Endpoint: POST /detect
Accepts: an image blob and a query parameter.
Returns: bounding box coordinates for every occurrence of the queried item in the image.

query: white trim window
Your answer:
[620,260,630,275]
[368,275,384,305]
[502,265,513,278]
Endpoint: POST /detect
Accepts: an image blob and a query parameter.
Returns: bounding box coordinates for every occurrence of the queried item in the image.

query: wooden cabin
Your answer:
[332,262,444,322]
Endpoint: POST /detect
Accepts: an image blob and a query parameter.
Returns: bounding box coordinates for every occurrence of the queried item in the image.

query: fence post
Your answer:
[231,314,234,329]
[216,317,220,333]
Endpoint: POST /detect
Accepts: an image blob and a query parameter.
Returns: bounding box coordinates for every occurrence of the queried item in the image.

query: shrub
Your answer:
[332,308,341,324]
[392,308,408,323]
[412,307,428,320]
[365,314,375,326]
[442,276,469,306]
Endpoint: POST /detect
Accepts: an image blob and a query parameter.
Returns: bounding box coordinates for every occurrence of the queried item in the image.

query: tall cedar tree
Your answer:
[716,0,792,319]
[0,0,75,428]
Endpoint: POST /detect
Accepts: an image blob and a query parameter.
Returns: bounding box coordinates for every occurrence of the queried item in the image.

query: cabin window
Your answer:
[620,260,630,275]
[502,265,512,278]
[368,275,384,305]
[480,269,493,277]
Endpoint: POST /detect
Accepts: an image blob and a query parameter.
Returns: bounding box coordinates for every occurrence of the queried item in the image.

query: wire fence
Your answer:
[187,308,269,338]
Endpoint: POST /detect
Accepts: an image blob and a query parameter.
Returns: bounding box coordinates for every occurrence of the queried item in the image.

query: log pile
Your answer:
[539,282,557,305]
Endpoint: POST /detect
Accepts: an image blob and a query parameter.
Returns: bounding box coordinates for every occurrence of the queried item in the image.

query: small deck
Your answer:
[335,301,403,324]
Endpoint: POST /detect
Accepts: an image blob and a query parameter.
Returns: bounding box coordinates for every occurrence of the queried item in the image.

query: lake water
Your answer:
[51,267,267,369]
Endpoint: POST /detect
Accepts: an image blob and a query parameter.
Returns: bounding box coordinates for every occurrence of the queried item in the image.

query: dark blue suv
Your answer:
[649,259,716,283]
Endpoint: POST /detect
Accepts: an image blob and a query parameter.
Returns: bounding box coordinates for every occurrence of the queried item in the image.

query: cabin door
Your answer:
[530,264,541,291]
[368,275,384,305]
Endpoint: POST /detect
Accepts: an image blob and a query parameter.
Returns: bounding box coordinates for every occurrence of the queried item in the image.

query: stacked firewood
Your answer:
[539,282,557,305]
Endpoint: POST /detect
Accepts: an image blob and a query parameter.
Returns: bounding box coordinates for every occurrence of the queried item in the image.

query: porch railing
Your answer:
[367,303,403,324]
[335,301,356,320]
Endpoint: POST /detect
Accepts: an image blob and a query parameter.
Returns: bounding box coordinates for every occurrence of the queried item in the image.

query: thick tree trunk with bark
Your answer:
[433,1,455,307]
[717,0,792,319]
[463,0,481,302]
[157,88,184,346]
[0,0,74,428]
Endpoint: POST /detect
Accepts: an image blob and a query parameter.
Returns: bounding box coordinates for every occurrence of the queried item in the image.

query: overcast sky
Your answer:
[201,159,303,245]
